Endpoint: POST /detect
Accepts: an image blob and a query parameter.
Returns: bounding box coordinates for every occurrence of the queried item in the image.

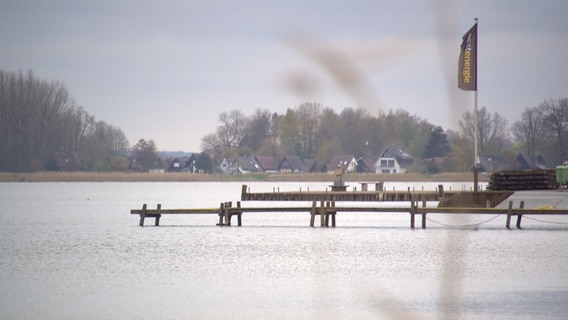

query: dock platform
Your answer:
[130,186,568,229]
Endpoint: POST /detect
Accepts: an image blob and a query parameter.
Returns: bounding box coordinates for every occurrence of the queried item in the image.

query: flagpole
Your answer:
[473,89,478,191]
[473,18,478,192]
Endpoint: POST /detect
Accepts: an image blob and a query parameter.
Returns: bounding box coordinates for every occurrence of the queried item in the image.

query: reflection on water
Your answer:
[1,182,567,319]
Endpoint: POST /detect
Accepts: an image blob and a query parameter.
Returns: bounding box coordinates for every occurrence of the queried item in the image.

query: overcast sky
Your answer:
[2,0,567,151]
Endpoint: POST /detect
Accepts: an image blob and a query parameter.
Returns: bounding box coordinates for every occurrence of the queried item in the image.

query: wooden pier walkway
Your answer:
[131,199,568,229]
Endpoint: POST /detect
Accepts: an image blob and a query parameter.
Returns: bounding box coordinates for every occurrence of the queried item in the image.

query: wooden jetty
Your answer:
[131,168,568,229]
[131,199,568,229]
[239,183,512,208]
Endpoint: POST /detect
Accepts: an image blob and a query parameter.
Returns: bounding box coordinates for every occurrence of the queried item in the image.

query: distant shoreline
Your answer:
[0,171,489,183]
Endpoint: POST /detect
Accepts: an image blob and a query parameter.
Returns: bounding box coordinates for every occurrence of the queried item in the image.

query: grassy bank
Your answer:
[0,171,489,183]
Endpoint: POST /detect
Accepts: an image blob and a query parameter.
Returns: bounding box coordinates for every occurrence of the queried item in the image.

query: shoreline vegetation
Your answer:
[0,171,489,183]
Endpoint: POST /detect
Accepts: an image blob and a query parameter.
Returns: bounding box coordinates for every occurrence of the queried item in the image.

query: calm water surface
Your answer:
[1,181,567,319]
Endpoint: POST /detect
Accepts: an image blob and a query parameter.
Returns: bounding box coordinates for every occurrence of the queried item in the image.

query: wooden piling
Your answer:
[320,200,325,227]
[410,201,416,229]
[310,201,316,227]
[237,201,242,226]
[421,200,427,229]
[331,201,336,227]
[516,201,525,229]
[139,204,147,226]
[506,201,513,229]
[224,202,232,226]
[218,202,224,226]
[155,204,161,226]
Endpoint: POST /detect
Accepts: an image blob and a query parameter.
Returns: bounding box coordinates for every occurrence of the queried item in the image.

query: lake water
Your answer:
[1,181,567,320]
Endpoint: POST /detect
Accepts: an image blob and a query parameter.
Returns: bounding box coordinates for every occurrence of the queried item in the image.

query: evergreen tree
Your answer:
[423,126,450,158]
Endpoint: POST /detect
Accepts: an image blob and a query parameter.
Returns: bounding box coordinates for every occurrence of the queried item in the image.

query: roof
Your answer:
[255,156,279,171]
[327,154,356,171]
[237,156,262,173]
[279,155,313,172]
[516,152,547,170]
[382,146,414,160]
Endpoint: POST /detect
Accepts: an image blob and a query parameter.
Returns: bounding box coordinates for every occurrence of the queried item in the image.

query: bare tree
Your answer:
[296,102,321,157]
[542,98,568,163]
[459,106,511,156]
[216,110,248,150]
[512,107,546,168]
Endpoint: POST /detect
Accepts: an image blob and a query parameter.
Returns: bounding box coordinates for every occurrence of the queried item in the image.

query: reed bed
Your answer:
[0,171,486,183]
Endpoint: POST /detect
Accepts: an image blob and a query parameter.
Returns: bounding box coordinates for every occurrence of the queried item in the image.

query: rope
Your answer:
[522,216,568,225]
[426,214,503,228]
[426,214,568,227]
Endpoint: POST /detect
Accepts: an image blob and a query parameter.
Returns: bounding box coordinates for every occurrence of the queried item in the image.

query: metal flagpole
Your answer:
[473,18,479,192]
[473,89,478,191]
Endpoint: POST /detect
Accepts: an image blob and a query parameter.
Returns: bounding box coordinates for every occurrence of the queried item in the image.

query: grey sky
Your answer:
[2,0,567,151]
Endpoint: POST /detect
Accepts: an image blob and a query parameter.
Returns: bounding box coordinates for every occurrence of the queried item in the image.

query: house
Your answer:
[514,152,547,170]
[236,156,263,174]
[469,156,493,173]
[327,155,358,174]
[129,154,165,173]
[218,158,235,174]
[218,156,262,174]
[168,154,196,172]
[255,156,280,173]
[374,146,415,174]
[278,155,315,173]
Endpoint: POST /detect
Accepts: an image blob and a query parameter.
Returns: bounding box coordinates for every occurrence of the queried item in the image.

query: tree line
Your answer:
[0,70,130,172]
[202,98,568,173]
[1,69,566,173]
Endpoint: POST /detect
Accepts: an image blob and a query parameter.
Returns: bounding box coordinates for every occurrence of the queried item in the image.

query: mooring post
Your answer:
[421,200,427,229]
[225,202,232,226]
[139,204,147,226]
[218,202,224,226]
[155,204,161,226]
[437,185,445,206]
[310,201,316,227]
[320,200,325,227]
[241,185,248,201]
[516,201,525,229]
[324,201,330,227]
[506,201,513,229]
[331,201,336,227]
[237,201,242,226]
[410,200,416,229]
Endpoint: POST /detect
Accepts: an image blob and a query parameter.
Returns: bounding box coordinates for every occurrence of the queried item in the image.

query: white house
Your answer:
[374,146,415,174]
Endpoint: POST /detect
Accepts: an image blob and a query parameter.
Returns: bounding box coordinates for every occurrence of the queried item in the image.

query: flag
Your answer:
[458,22,477,91]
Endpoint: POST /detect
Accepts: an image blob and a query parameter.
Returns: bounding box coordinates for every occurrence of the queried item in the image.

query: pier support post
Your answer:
[310,201,316,227]
[224,202,232,226]
[139,204,147,226]
[320,200,325,227]
[506,201,513,229]
[155,204,161,226]
[421,200,427,229]
[324,201,330,227]
[331,201,336,227]
[516,201,525,229]
[218,202,224,226]
[237,201,242,226]
[410,201,416,229]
